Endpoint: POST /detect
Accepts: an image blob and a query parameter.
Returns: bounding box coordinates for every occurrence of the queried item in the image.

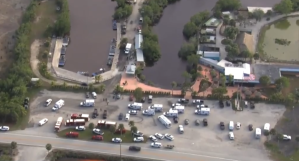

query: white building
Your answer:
[135,34,145,66]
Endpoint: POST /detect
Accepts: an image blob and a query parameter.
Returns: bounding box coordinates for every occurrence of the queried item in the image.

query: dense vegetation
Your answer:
[113,0,133,20]
[55,0,71,36]
[0,0,41,123]
[140,0,180,65]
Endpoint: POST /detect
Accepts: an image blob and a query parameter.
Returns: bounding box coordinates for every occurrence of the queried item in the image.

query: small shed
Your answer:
[126,64,136,75]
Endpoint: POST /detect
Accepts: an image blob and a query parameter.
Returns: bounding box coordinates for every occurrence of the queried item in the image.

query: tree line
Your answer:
[140,0,180,65]
[113,0,133,20]
[0,1,42,123]
[55,0,71,36]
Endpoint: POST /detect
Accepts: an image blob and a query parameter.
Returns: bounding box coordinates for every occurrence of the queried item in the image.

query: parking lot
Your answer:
[17,90,285,161]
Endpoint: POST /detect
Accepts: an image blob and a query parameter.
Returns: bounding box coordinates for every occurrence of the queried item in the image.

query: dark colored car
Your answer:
[173,117,179,123]
[103,110,107,119]
[92,109,98,118]
[219,100,224,108]
[220,122,225,130]
[112,20,117,30]
[81,83,88,86]
[118,113,123,120]
[250,102,255,109]
[248,124,253,131]
[129,146,141,151]
[85,92,90,98]
[203,119,208,126]
[226,100,231,106]
[184,119,189,125]
[178,99,189,104]
[141,97,146,103]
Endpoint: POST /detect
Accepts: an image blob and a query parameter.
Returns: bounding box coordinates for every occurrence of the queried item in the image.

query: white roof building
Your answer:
[126,64,136,75]
[247,7,272,13]
[135,34,143,49]
[136,49,144,62]
[224,63,251,80]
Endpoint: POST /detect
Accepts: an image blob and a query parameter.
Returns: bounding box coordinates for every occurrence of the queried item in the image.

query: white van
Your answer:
[173,105,185,113]
[158,115,171,128]
[229,132,234,140]
[163,109,178,117]
[128,102,143,110]
[255,128,261,139]
[45,99,52,107]
[142,109,155,116]
[149,104,163,112]
[264,123,270,132]
[125,113,130,121]
[39,118,48,126]
[229,121,234,131]
[91,92,97,99]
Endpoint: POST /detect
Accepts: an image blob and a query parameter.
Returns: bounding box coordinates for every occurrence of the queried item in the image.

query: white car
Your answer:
[283,135,291,141]
[151,142,162,148]
[45,99,52,107]
[39,118,48,126]
[149,135,158,142]
[236,122,241,129]
[133,137,144,142]
[75,126,85,131]
[112,138,122,143]
[128,110,138,115]
[154,133,164,139]
[93,128,104,135]
[192,99,202,104]
[178,125,184,134]
[0,126,9,131]
[229,132,234,140]
[52,106,59,111]
[164,133,174,141]
[171,103,181,107]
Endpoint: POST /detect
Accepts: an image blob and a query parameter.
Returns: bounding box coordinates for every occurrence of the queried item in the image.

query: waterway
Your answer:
[142,0,281,89]
[262,16,299,61]
[64,0,116,74]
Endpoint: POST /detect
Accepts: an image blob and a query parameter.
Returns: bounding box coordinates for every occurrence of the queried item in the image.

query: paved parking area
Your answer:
[13,91,285,161]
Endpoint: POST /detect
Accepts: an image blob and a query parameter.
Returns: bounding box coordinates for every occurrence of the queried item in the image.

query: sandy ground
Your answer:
[14,146,48,161]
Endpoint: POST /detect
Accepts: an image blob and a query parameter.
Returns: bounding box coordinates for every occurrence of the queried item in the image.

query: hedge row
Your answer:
[123,89,171,96]
[48,149,159,161]
[50,84,105,93]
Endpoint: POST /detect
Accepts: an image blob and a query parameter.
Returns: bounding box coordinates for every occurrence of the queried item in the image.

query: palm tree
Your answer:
[95,75,102,83]
[223,17,230,29]
[11,141,17,150]
[118,123,125,130]
[171,81,177,96]
[128,121,135,127]
[201,82,209,96]
[182,71,191,83]
[115,85,124,93]
[130,126,138,133]
[51,81,55,87]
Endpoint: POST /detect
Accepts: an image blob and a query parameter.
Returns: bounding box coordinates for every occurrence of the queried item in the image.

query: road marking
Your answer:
[0,133,242,161]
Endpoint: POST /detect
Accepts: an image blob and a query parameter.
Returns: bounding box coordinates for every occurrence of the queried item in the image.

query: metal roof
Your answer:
[247,7,272,13]
[135,34,143,49]
[126,65,136,75]
[136,49,144,62]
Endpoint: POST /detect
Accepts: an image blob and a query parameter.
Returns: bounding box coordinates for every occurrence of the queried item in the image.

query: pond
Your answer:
[64,0,116,73]
[142,0,281,89]
[261,16,299,61]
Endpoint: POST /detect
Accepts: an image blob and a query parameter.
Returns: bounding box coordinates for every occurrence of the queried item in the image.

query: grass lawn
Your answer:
[57,128,147,143]
[265,141,299,161]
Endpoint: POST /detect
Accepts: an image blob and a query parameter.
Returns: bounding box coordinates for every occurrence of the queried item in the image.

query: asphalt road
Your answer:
[0,133,243,161]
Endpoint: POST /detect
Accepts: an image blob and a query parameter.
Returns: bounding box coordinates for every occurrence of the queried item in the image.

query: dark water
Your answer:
[143,0,281,89]
[64,0,117,73]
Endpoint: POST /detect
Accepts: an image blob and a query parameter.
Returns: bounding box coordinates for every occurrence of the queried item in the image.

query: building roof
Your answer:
[136,49,144,62]
[236,32,254,53]
[204,18,221,27]
[247,7,272,13]
[217,59,232,68]
[225,67,246,80]
[126,64,136,75]
[204,51,220,57]
[135,34,143,49]
[200,57,219,66]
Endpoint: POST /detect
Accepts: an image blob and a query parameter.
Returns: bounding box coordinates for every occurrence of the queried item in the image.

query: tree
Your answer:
[201,82,210,96]
[274,0,293,14]
[128,121,135,127]
[130,126,138,133]
[251,9,265,21]
[229,19,236,27]
[223,17,230,28]
[296,135,299,145]
[54,6,71,36]
[182,71,192,83]
[215,0,241,11]
[114,85,124,93]
[228,74,234,84]
[109,125,116,133]
[190,11,210,27]
[142,39,161,64]
[219,74,226,86]
[133,87,143,102]
[183,22,197,39]
[266,10,273,17]
[88,123,94,129]
[11,142,17,150]
[225,44,240,56]
[253,53,259,61]
[118,123,125,130]
[178,43,196,60]
[171,81,177,96]
[187,54,200,66]
[275,77,290,90]
[95,75,102,83]
[116,0,126,8]
[224,26,239,40]
[259,76,271,87]
[212,87,228,96]
[241,50,251,61]
[270,129,276,135]
[46,143,52,153]
[120,38,128,50]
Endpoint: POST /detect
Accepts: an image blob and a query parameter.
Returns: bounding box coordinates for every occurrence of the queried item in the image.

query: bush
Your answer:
[245,90,252,96]
[221,39,233,45]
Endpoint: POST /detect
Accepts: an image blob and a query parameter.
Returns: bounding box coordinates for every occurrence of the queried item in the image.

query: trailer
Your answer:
[80,99,95,107]
[54,117,63,131]
[71,113,90,122]
[65,119,85,126]
[97,120,117,128]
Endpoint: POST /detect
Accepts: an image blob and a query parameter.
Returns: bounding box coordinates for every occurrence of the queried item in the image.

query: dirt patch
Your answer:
[0,0,31,77]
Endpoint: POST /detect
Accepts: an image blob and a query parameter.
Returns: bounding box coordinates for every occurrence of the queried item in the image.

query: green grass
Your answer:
[57,128,147,143]
[265,141,299,161]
